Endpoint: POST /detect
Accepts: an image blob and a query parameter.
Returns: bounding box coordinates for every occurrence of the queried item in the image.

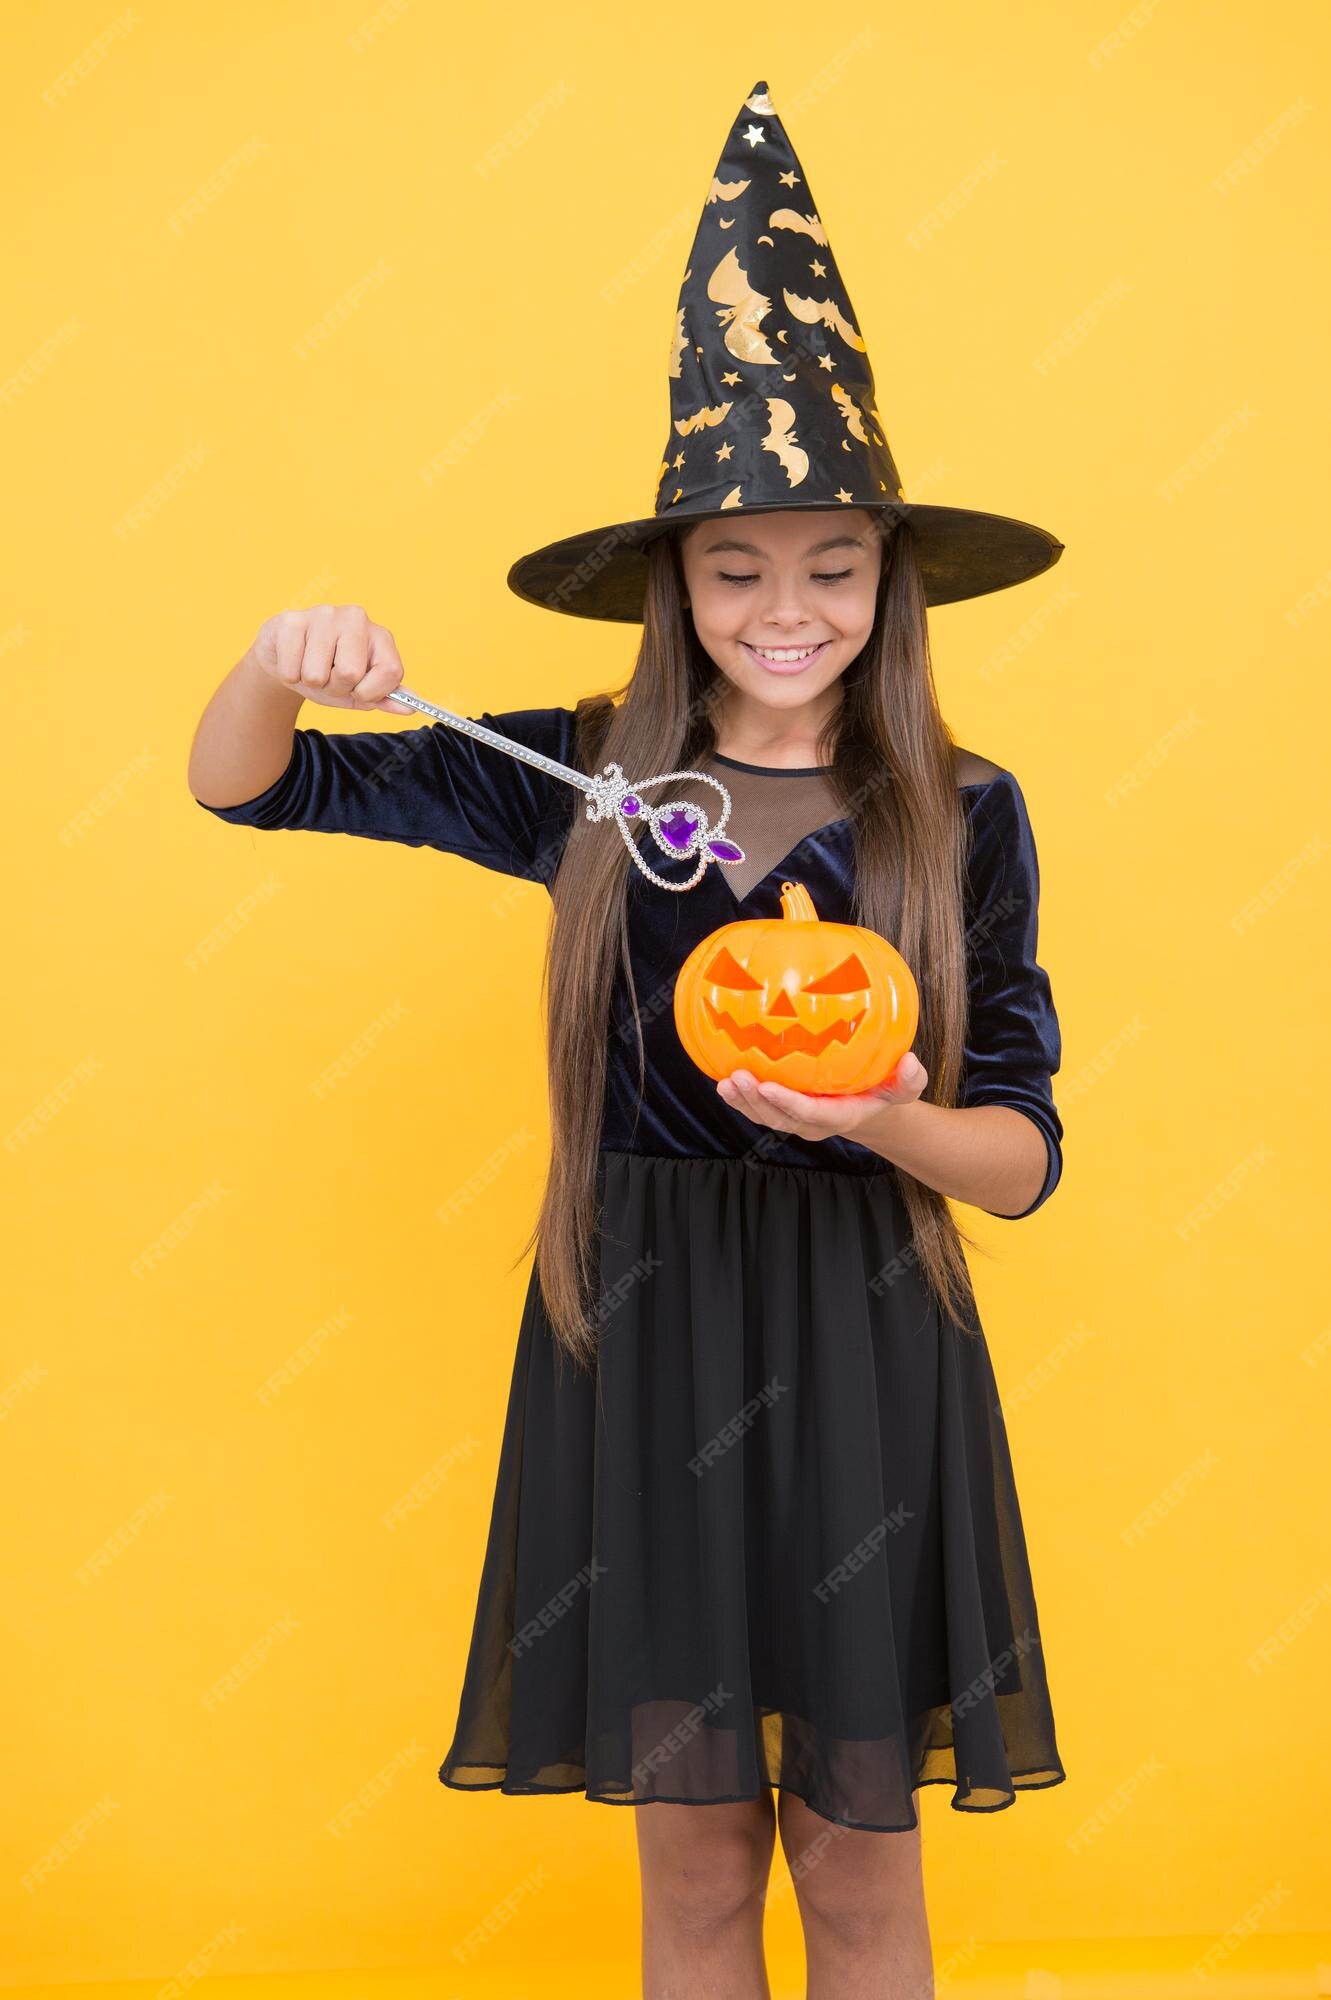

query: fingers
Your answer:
[873,1051,928,1102]
[358,621,412,714]
[254,605,409,712]
[326,607,371,699]
[267,607,309,692]
[715,1056,929,1140]
[717,1069,819,1133]
[292,603,345,693]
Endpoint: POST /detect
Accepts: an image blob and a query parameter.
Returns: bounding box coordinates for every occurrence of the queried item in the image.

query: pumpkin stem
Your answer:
[779,880,818,923]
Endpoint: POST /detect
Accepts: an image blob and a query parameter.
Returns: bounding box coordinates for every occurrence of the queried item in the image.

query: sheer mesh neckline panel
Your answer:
[668,749,1002,899]
[673,758,846,900]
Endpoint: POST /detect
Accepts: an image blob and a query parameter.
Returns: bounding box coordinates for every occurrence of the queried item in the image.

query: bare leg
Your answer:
[777,1788,933,2000]
[634,1792,777,2000]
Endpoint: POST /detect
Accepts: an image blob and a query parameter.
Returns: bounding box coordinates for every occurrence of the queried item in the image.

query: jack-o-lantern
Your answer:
[673,879,919,1097]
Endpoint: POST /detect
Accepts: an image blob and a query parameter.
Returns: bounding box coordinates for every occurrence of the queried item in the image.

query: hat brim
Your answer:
[506,498,1064,622]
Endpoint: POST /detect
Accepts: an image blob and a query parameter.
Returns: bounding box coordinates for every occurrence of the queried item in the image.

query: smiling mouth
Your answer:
[705,998,866,1057]
[741,639,832,666]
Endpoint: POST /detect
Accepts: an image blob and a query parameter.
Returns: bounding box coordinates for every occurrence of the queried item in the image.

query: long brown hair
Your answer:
[514,515,989,1373]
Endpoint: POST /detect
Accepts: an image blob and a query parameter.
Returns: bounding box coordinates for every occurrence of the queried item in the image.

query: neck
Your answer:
[711,683,843,769]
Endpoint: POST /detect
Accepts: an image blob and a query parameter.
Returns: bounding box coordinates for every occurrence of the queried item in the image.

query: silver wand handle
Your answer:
[391,686,599,796]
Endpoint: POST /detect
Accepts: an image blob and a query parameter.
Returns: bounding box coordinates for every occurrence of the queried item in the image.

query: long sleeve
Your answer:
[195,704,581,887]
[958,769,1064,1217]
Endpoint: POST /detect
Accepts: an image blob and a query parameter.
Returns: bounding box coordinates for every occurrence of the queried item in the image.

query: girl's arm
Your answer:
[828,764,1063,1218]
[720,1064,1052,1216]
[188,604,579,884]
[187,606,412,809]
[851,1096,1052,1219]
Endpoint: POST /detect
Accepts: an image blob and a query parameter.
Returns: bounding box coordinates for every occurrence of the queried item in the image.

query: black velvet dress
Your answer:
[198,703,1067,1834]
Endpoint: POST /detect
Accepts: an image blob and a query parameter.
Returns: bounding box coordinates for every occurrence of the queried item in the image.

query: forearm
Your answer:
[856,1097,1051,1218]
[187,647,306,808]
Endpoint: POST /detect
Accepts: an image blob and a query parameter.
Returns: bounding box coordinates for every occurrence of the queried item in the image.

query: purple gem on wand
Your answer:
[657,808,699,851]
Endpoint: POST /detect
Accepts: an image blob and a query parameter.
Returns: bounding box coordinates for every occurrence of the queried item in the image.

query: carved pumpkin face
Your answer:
[673,879,919,1096]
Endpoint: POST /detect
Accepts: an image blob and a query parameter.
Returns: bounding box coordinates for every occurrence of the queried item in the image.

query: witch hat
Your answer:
[507,79,1063,623]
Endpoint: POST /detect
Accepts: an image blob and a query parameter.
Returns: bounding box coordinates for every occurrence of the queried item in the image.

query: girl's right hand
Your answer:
[250,604,415,715]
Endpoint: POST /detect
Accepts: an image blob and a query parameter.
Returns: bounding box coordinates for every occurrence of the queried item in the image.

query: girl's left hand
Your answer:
[716,1052,929,1142]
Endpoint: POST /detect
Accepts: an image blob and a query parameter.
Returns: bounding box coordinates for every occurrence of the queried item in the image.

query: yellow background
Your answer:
[5,0,1330,1990]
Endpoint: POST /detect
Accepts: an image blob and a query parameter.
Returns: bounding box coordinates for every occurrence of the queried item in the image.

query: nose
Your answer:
[757,574,821,630]
[768,989,798,1018]
[762,599,813,628]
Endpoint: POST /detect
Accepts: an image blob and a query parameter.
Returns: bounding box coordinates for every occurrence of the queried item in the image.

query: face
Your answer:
[678,508,883,717]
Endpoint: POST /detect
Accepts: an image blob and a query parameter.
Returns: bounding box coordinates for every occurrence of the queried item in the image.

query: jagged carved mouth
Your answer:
[703,997,867,1058]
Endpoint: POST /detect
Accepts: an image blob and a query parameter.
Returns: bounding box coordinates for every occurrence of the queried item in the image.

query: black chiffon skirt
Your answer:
[438,1148,1066,1833]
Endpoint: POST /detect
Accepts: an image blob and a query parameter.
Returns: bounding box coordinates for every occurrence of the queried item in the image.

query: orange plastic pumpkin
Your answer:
[673,879,920,1097]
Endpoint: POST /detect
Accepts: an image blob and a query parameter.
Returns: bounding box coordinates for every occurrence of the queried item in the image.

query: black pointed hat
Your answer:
[507,79,1063,623]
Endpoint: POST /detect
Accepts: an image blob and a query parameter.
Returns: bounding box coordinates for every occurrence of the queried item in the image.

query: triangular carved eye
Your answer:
[803,952,870,995]
[704,945,763,990]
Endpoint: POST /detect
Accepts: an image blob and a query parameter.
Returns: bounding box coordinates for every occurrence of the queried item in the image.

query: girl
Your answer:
[189,79,1067,2000]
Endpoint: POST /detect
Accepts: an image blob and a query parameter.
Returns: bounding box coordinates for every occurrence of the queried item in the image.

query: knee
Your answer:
[792,1829,924,1945]
[642,1822,770,1934]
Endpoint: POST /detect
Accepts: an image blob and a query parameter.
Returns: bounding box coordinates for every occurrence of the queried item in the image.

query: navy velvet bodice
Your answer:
[196,705,1064,1215]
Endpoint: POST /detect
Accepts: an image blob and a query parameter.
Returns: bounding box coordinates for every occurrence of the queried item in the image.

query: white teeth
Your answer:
[748,642,824,663]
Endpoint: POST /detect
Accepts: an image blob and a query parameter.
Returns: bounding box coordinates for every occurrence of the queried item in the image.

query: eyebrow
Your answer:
[697,533,867,558]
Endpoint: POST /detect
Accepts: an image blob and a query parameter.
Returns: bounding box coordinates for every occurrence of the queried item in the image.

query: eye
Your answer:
[715,569,855,587]
[702,945,763,990]
[803,952,871,994]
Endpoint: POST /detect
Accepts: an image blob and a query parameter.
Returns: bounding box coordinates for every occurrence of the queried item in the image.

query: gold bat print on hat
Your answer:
[709,246,779,366]
[830,381,871,443]
[768,208,828,244]
[667,309,689,378]
[760,398,808,486]
[674,401,734,436]
[707,174,750,230]
[783,287,867,352]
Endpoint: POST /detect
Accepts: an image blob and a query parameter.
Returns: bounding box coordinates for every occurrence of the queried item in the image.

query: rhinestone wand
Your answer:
[391,687,746,893]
